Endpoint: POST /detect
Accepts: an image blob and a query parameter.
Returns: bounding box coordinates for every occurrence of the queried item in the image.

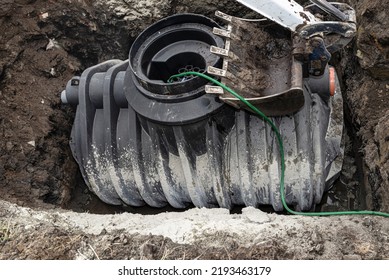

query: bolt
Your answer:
[71,78,80,86]
[300,30,309,37]
[345,30,355,38]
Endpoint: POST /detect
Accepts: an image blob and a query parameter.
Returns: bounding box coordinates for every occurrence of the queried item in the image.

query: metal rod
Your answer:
[310,0,348,21]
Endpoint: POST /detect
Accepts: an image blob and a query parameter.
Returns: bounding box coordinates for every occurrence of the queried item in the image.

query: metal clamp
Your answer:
[298,2,357,53]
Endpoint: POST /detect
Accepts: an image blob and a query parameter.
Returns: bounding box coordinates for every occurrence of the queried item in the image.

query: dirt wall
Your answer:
[342,0,389,211]
[0,0,140,210]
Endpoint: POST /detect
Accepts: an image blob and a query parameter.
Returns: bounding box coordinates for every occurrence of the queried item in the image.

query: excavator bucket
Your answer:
[206,11,305,116]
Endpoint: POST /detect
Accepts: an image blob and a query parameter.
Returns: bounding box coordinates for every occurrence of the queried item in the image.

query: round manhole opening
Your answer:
[129,14,224,98]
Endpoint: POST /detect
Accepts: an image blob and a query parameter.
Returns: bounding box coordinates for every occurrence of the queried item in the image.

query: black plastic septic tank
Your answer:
[61,13,344,211]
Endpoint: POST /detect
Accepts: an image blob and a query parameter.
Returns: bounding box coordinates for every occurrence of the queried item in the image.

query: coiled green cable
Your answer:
[169,71,389,217]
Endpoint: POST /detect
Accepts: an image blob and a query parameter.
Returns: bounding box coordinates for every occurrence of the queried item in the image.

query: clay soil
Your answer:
[1,0,389,260]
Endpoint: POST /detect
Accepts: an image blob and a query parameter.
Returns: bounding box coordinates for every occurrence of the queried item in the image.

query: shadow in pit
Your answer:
[317,103,370,212]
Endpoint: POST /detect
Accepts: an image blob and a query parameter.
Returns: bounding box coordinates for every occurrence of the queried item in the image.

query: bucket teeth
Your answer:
[209,12,268,100]
[215,10,233,22]
[207,23,232,81]
[210,46,229,57]
[212,27,231,38]
[207,66,227,77]
[205,85,224,95]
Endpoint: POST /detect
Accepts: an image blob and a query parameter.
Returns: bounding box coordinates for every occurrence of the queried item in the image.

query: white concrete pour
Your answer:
[1,199,308,244]
[62,207,284,243]
[3,199,389,259]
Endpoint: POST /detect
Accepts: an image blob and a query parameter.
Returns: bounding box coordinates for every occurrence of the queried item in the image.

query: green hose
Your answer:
[169,71,389,218]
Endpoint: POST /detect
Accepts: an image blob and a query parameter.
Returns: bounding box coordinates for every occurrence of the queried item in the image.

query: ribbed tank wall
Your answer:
[67,59,343,211]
